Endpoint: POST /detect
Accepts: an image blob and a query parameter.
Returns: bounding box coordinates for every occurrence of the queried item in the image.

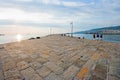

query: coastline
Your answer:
[0,34,120,80]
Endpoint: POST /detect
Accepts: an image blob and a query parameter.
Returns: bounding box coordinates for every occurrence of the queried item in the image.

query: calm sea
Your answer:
[0,34,45,44]
[0,34,120,44]
[74,34,120,43]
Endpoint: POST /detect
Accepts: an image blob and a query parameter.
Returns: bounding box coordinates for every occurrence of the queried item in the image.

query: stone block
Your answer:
[37,66,51,78]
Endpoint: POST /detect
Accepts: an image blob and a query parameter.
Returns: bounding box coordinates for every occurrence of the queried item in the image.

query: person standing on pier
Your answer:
[100,34,103,40]
[93,34,96,40]
[96,33,99,40]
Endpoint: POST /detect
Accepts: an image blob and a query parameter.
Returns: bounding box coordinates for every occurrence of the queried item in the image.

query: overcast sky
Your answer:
[0,0,120,35]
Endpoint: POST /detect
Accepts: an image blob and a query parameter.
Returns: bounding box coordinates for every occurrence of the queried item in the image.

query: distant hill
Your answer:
[74,26,120,34]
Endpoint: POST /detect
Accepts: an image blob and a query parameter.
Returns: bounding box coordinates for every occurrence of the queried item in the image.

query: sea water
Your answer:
[0,34,120,44]
[74,34,120,43]
[0,34,46,44]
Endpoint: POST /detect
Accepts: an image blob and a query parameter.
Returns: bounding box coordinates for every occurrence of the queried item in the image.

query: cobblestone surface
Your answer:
[0,35,120,80]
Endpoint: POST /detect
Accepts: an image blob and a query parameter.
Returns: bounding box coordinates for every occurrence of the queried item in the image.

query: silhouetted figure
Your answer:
[96,33,99,38]
[78,37,81,39]
[93,34,96,39]
[96,33,99,40]
[63,34,66,36]
[61,34,63,36]
[100,34,103,40]
[83,37,85,39]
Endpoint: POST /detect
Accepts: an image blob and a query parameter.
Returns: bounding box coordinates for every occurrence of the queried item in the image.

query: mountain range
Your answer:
[74,26,120,34]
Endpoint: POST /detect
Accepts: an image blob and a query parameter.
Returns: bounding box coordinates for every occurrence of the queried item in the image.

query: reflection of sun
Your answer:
[16,34,22,42]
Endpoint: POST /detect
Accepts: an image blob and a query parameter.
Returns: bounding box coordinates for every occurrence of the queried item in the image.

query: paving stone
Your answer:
[13,57,23,64]
[74,58,86,68]
[44,73,63,80]
[47,54,61,62]
[18,54,28,59]
[1,57,13,64]
[40,54,49,59]
[36,57,48,64]
[69,54,80,63]
[30,74,43,80]
[30,53,40,59]
[17,61,29,70]
[4,69,22,79]
[37,66,51,78]
[56,60,73,70]
[0,55,11,61]
[44,62,64,74]
[3,61,16,71]
[63,65,79,80]
[6,77,23,80]
[21,67,42,80]
[0,70,4,80]
[30,61,42,70]
[22,57,33,63]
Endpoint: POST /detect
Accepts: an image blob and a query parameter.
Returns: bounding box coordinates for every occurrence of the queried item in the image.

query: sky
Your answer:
[0,0,120,35]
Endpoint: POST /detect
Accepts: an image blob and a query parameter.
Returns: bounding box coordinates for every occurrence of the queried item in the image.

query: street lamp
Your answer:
[70,22,73,37]
[50,27,52,35]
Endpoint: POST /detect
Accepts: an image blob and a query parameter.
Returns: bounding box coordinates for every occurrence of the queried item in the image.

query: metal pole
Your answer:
[50,28,52,35]
[71,22,73,37]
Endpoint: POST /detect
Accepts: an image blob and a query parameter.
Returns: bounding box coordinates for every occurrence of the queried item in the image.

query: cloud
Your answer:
[0,7,54,23]
[0,25,50,35]
[39,0,93,7]
[62,1,88,7]
[14,0,33,2]
[40,0,61,5]
[0,24,69,35]
[0,0,120,33]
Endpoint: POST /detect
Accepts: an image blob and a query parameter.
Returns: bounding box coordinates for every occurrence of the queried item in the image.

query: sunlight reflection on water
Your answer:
[16,34,23,42]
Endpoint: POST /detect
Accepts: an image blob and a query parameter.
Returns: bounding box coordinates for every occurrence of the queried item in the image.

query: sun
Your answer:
[16,34,22,42]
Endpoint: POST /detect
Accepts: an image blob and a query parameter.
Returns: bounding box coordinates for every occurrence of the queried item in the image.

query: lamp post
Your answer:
[70,22,73,37]
[50,28,52,35]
